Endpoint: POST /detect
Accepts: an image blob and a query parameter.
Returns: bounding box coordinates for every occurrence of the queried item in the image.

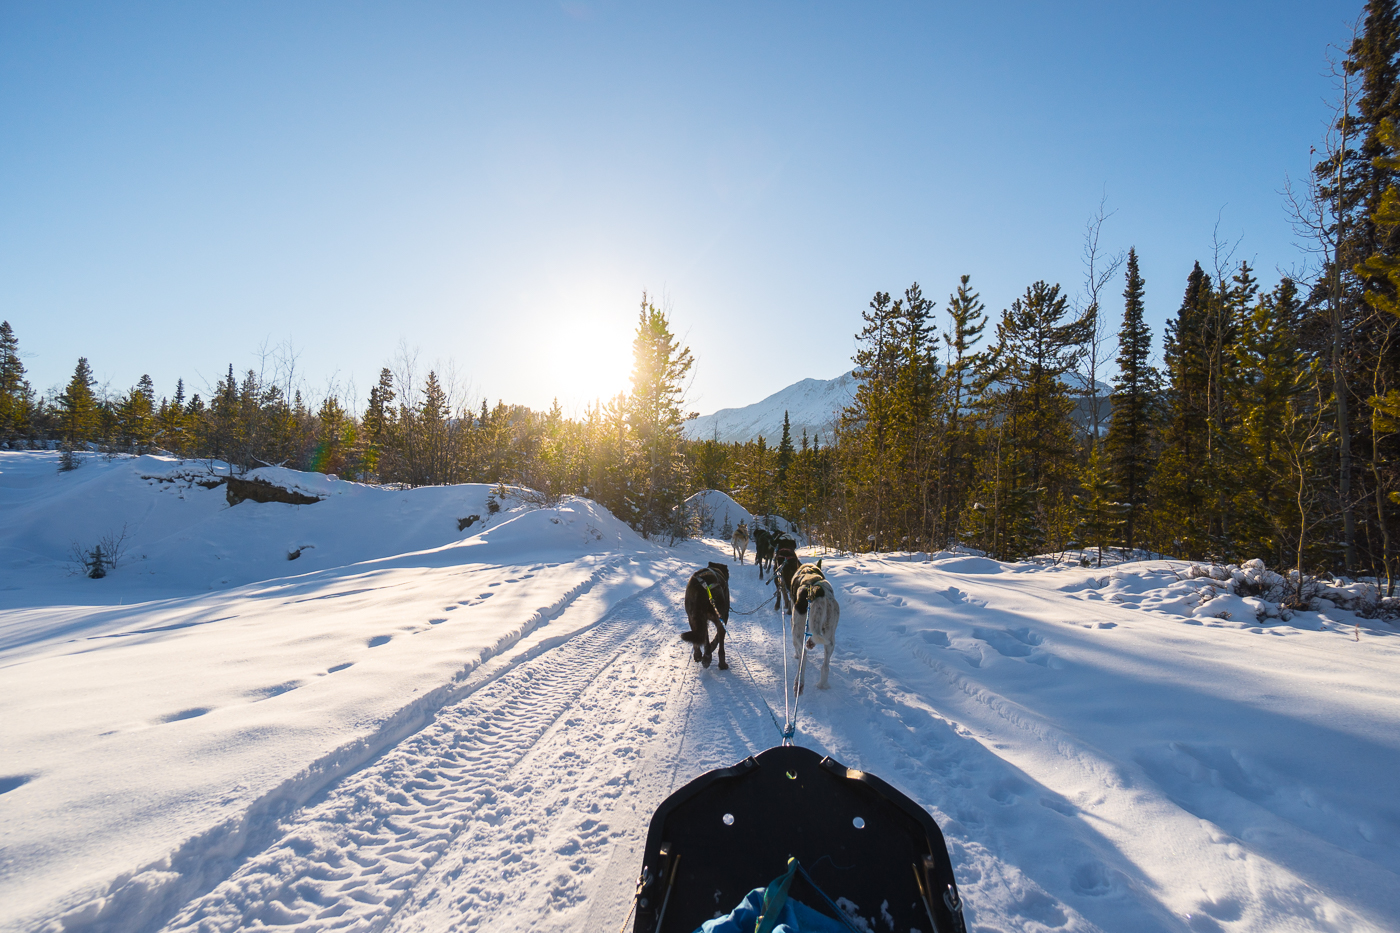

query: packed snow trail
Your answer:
[148,548,786,933]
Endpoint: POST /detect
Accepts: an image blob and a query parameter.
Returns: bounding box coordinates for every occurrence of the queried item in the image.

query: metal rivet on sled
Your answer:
[852,816,866,829]
[722,813,735,826]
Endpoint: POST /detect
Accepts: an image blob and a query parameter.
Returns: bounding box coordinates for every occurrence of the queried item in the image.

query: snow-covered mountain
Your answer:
[684,371,857,445]
[684,369,1115,445]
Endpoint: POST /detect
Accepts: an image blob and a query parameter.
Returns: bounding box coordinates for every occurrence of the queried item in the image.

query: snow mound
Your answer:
[930,555,1006,575]
[684,489,801,542]
[0,452,648,608]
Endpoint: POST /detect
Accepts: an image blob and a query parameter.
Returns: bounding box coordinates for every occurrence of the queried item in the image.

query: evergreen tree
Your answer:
[116,375,156,450]
[890,282,940,545]
[976,282,1092,558]
[1151,263,1214,557]
[625,295,694,537]
[776,410,796,517]
[1232,279,1309,566]
[1309,1,1400,570]
[0,321,33,442]
[1105,248,1158,550]
[940,276,991,543]
[362,367,396,478]
[59,357,99,444]
[1073,445,1127,566]
[842,291,901,549]
[687,437,729,493]
[841,285,940,551]
[205,364,241,466]
[1355,117,1400,589]
[155,378,188,454]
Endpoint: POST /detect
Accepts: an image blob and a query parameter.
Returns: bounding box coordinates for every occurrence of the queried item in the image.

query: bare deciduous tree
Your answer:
[1078,196,1124,450]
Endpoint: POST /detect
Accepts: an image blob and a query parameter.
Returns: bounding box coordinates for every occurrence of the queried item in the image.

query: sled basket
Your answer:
[633,745,966,933]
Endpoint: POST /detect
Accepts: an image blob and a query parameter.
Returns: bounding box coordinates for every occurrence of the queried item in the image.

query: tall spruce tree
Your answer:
[976,281,1092,558]
[842,290,902,550]
[1355,117,1400,588]
[59,357,99,444]
[1231,278,1309,566]
[941,276,990,543]
[362,367,396,478]
[1105,248,1158,550]
[0,321,32,442]
[1311,0,1400,570]
[1151,263,1214,557]
[626,295,694,537]
[777,411,794,486]
[891,282,939,545]
[117,375,156,449]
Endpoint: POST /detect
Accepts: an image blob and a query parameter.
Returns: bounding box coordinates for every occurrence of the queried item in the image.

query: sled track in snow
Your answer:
[153,565,706,933]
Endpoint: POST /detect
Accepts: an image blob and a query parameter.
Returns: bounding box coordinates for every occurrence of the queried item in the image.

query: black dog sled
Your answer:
[632,744,966,933]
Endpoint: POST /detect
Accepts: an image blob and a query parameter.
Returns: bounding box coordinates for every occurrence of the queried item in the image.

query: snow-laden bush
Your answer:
[1184,559,1398,621]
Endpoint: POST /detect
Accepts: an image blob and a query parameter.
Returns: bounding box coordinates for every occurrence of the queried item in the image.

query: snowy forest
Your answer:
[4,8,1400,592]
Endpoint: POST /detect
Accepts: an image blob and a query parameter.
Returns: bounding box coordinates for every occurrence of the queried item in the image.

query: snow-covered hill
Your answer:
[683,489,802,543]
[684,371,857,444]
[2,450,1397,933]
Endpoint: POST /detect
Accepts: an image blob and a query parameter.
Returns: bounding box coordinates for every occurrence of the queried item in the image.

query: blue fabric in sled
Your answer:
[692,887,851,933]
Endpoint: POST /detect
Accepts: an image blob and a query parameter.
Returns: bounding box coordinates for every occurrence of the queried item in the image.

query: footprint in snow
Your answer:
[972,627,1036,658]
[248,681,300,701]
[428,618,447,625]
[162,707,210,723]
[327,662,353,674]
[1039,795,1077,817]
[368,635,392,648]
[0,775,33,795]
[1069,861,1114,896]
[987,776,1030,804]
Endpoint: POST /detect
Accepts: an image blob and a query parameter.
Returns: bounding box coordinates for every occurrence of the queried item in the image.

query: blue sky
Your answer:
[0,1,1363,415]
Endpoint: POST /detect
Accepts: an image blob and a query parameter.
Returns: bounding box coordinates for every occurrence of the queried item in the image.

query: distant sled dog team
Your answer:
[683,518,839,695]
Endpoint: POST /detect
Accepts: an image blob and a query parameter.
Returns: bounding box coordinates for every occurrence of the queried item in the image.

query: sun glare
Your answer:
[540,313,634,412]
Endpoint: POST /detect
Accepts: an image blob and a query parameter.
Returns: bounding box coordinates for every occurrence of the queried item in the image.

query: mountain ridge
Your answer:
[684,369,1114,444]
[683,371,856,445]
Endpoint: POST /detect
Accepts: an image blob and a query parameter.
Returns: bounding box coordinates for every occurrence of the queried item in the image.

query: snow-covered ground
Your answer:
[2,452,1398,932]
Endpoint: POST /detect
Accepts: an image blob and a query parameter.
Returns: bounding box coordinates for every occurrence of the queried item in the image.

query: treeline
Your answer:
[0,299,697,541]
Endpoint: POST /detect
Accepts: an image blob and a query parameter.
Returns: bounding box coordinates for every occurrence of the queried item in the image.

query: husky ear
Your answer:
[815,558,823,571]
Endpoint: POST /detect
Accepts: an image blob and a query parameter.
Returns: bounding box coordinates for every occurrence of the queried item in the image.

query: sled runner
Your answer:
[632,744,966,933]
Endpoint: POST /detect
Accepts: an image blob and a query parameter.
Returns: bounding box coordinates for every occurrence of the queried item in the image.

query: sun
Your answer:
[540,312,635,412]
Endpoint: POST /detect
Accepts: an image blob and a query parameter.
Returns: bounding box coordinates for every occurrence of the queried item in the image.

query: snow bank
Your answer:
[0,451,672,931]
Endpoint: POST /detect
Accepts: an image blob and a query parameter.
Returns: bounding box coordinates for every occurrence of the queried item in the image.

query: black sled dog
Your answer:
[681,562,731,670]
